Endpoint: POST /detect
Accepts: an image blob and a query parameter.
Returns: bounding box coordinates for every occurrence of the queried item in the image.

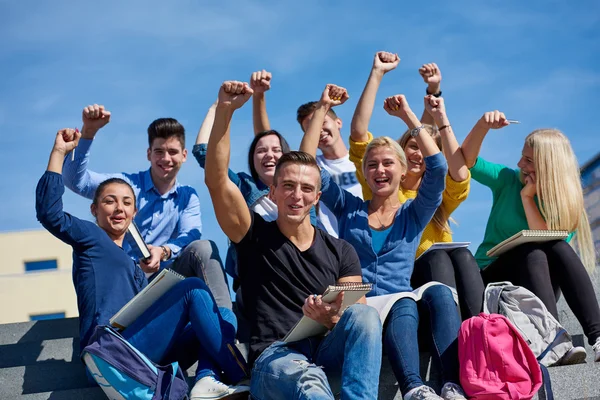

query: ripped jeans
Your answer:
[250,304,382,400]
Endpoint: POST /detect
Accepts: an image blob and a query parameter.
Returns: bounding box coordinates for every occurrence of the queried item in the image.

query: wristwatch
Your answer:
[160,246,170,262]
[410,126,424,138]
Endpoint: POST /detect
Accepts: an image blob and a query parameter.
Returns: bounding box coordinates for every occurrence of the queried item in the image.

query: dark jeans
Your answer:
[482,240,600,345]
[383,285,461,396]
[412,247,485,320]
[122,278,247,383]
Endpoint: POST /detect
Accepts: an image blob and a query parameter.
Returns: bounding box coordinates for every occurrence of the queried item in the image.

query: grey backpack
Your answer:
[484,281,573,366]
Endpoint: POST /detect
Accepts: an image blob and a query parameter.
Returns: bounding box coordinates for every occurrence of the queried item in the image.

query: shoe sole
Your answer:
[560,349,587,365]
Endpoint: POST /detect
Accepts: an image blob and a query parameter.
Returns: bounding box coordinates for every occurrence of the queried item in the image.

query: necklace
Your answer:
[369,203,400,229]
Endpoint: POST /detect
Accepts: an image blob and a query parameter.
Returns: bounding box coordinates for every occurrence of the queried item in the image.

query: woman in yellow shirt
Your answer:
[349,52,484,320]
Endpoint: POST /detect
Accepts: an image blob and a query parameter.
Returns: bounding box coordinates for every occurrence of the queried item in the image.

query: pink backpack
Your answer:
[458,313,543,400]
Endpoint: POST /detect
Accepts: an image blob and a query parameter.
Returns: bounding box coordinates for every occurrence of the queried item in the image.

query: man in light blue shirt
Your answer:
[62,104,232,311]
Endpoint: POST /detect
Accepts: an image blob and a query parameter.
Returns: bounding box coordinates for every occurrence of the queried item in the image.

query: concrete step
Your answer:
[19,387,106,400]
[0,318,79,346]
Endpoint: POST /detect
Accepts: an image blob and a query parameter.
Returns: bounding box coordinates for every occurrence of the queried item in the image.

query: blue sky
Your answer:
[1,0,599,260]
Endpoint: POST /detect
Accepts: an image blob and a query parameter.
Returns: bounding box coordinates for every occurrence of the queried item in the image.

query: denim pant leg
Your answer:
[171,239,233,311]
[384,298,422,395]
[250,340,335,400]
[420,285,461,384]
[315,304,382,400]
[122,278,248,384]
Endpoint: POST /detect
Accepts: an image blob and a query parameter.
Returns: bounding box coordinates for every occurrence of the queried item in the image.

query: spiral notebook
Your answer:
[283,282,372,343]
[109,268,185,330]
[486,230,569,257]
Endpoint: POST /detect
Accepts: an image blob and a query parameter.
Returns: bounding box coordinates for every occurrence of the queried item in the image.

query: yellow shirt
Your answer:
[349,132,471,258]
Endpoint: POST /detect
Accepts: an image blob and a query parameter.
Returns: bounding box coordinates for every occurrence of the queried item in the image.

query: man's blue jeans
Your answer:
[122,277,247,384]
[384,284,461,395]
[250,304,382,400]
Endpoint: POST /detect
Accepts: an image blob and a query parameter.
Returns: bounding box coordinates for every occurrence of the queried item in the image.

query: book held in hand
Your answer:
[127,221,150,260]
[486,230,569,258]
[415,242,470,261]
[283,282,372,343]
[109,268,185,330]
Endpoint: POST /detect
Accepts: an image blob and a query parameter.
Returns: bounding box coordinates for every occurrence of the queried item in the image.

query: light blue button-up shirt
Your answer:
[62,138,202,265]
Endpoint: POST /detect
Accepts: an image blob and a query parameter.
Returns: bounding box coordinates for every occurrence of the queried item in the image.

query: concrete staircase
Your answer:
[1,274,599,399]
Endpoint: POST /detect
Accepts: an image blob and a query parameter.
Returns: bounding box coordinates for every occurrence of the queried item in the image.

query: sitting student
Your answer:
[62,106,232,312]
[461,111,600,362]
[205,80,382,400]
[36,129,248,399]
[301,84,466,400]
[252,70,364,237]
[349,52,483,320]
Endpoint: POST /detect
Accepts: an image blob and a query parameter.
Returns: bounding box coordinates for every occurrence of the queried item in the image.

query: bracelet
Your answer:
[438,124,451,131]
[160,246,170,262]
[426,88,442,98]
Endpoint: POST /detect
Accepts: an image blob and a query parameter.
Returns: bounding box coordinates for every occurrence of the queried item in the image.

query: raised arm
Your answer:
[461,110,509,168]
[383,95,440,157]
[250,69,272,135]
[205,81,254,243]
[350,51,400,143]
[194,101,218,146]
[62,104,118,199]
[423,96,469,181]
[299,84,349,158]
[418,63,442,125]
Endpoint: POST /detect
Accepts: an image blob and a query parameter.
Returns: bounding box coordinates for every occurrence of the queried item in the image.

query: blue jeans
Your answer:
[122,278,247,384]
[250,304,382,400]
[384,285,461,395]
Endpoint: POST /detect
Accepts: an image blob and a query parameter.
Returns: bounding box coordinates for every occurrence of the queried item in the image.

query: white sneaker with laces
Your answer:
[404,385,443,400]
[440,382,467,400]
[190,376,229,399]
[559,345,587,365]
[593,337,600,362]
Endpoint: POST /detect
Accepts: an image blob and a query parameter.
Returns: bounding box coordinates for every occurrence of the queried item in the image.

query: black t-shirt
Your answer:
[235,212,362,364]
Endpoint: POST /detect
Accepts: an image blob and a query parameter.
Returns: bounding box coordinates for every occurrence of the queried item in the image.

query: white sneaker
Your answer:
[593,337,600,362]
[404,385,443,400]
[190,376,229,399]
[559,345,587,365]
[440,382,467,400]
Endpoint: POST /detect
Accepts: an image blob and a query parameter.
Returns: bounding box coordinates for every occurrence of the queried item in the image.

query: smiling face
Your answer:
[301,112,342,151]
[270,162,321,225]
[364,145,406,198]
[402,137,426,178]
[253,134,284,185]
[90,183,136,240]
[147,136,187,184]
[517,143,536,183]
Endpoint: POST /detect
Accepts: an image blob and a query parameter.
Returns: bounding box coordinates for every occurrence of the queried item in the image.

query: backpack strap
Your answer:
[535,330,564,400]
[537,328,567,361]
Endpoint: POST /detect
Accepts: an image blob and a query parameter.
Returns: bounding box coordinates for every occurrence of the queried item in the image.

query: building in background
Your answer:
[0,230,77,324]
[581,152,600,260]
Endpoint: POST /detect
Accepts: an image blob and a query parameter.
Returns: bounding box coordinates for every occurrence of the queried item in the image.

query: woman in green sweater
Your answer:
[461,110,600,363]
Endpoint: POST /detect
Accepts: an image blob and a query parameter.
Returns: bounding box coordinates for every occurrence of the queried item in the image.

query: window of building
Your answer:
[24,259,58,272]
[30,312,66,321]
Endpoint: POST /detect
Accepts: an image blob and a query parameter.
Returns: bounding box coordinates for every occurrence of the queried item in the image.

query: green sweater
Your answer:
[470,157,572,269]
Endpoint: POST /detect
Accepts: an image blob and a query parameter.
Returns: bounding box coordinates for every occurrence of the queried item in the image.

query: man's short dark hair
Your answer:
[147,118,185,148]
[273,151,321,190]
[296,101,339,129]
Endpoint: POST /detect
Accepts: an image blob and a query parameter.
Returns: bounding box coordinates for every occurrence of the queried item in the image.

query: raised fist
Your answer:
[319,84,349,108]
[53,128,81,154]
[383,94,412,120]
[250,70,272,94]
[82,104,111,135]
[373,51,400,74]
[419,63,442,87]
[218,81,254,110]
[424,95,446,121]
[479,110,509,129]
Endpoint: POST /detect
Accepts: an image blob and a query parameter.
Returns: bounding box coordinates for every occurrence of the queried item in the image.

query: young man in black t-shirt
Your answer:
[205,80,382,399]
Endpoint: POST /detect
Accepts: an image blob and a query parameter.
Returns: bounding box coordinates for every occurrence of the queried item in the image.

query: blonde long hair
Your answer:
[526,129,596,272]
[398,125,455,234]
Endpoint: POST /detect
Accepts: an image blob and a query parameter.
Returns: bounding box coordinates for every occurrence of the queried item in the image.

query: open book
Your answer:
[486,230,569,257]
[127,222,150,260]
[109,268,185,330]
[415,242,470,261]
[366,281,458,324]
[283,283,372,343]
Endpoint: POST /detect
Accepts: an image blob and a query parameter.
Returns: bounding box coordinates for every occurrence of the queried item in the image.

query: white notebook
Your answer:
[127,222,150,260]
[109,268,185,330]
[486,230,569,257]
[283,283,372,343]
[415,242,470,261]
